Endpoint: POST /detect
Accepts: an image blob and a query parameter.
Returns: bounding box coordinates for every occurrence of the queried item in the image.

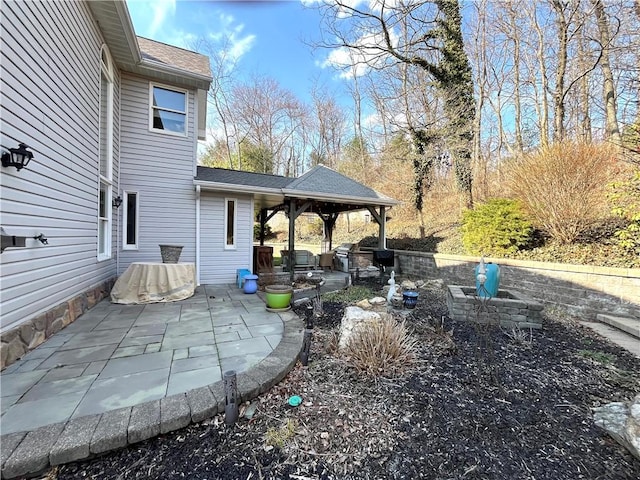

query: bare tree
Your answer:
[231,77,308,175]
[196,36,243,169]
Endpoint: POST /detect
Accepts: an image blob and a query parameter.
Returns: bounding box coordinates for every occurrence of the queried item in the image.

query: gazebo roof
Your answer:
[194,164,398,211]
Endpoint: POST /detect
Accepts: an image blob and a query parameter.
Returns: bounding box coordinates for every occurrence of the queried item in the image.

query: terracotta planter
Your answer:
[265,284,293,311]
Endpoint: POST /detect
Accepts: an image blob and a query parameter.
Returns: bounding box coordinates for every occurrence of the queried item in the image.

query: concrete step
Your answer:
[596,314,640,339]
[580,321,640,359]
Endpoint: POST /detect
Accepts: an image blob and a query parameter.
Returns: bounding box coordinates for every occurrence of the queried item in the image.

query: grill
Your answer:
[335,243,355,272]
[372,249,395,267]
[373,249,395,282]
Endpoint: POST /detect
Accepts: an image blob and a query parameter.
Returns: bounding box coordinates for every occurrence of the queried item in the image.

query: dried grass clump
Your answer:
[344,317,418,377]
[507,141,619,243]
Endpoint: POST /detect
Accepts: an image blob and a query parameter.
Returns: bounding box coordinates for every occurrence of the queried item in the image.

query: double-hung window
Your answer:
[98,45,114,261]
[149,83,187,135]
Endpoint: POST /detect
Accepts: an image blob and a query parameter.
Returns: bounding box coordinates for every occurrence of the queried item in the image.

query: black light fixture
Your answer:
[112,195,123,209]
[1,143,34,171]
[33,233,48,245]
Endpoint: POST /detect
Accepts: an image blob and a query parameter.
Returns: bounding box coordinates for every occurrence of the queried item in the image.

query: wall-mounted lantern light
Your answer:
[33,233,48,245]
[1,143,34,171]
[112,196,123,209]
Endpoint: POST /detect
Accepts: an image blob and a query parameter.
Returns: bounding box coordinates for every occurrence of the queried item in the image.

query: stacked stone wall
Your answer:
[0,278,116,369]
[396,251,640,321]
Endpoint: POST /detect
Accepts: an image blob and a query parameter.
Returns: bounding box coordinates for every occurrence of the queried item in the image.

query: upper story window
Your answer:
[149,83,187,136]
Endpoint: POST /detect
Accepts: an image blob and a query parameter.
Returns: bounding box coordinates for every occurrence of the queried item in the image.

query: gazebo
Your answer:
[195,164,398,281]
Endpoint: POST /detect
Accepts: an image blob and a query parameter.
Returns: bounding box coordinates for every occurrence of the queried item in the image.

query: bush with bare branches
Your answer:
[507,141,618,243]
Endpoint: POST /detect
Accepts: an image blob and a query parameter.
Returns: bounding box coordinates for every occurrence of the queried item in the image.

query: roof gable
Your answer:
[285,165,389,201]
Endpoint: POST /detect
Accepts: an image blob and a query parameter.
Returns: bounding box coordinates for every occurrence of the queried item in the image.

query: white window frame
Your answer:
[224,198,237,250]
[123,191,139,250]
[149,82,188,137]
[98,45,114,261]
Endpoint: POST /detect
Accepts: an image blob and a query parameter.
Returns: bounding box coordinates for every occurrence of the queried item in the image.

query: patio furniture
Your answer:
[319,252,335,271]
[253,245,274,274]
[280,250,318,271]
[110,262,196,304]
[236,268,252,288]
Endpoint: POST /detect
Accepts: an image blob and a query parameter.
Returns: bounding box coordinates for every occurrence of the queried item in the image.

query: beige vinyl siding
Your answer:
[200,192,254,285]
[0,1,120,331]
[117,74,197,270]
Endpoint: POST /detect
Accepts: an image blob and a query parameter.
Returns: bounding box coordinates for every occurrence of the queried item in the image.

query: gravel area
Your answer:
[48,281,640,480]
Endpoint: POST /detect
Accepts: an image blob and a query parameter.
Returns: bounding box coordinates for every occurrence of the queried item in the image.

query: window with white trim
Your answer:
[149,83,187,135]
[123,191,139,250]
[98,45,114,261]
[225,198,236,249]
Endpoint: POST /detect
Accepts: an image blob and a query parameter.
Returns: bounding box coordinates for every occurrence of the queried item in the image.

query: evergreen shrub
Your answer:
[461,198,533,255]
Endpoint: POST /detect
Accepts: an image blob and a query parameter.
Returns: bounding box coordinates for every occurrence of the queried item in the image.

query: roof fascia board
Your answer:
[113,0,142,63]
[194,180,284,197]
[282,189,398,207]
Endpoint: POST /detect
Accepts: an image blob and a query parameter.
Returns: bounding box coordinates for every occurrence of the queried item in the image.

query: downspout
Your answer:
[116,79,122,276]
[196,184,201,286]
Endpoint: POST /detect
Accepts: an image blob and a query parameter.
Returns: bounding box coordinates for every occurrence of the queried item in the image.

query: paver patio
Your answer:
[0,272,355,478]
[0,284,290,435]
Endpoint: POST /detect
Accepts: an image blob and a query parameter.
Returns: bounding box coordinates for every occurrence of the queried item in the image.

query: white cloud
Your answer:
[207,13,256,62]
[127,0,176,38]
[320,29,399,79]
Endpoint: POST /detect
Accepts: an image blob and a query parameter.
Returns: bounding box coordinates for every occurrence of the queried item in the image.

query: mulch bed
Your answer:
[50,281,640,480]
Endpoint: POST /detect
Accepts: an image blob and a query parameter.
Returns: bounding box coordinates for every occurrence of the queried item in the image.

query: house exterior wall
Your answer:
[199,192,254,285]
[117,73,198,272]
[0,0,120,334]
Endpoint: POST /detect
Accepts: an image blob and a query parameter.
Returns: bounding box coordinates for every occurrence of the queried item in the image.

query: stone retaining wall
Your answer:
[0,277,116,370]
[396,251,640,321]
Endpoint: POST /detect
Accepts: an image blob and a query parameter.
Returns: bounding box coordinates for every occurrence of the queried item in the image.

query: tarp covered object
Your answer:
[110,262,196,304]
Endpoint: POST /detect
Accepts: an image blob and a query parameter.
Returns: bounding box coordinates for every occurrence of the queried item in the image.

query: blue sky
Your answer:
[126,0,344,104]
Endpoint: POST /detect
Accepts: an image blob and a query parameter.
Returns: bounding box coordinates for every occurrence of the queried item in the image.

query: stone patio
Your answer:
[0,284,304,479]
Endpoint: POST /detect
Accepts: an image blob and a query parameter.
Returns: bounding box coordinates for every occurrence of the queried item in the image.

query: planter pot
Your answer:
[403,291,419,309]
[243,274,259,294]
[265,284,293,311]
[159,245,183,264]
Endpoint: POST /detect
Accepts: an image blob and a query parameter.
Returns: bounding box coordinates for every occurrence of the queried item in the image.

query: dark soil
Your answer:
[50,281,640,480]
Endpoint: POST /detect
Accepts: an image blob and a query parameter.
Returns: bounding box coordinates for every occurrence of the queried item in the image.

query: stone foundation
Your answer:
[0,277,116,370]
[447,285,544,329]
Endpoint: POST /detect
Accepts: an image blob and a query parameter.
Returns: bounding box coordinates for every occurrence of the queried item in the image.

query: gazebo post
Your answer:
[367,206,387,250]
[258,208,267,246]
[320,212,339,251]
[378,206,386,249]
[288,199,296,283]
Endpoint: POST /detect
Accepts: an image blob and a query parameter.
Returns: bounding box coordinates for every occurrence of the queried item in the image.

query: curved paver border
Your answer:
[0,311,304,480]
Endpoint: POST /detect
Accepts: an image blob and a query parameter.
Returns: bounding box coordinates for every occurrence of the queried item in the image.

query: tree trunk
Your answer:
[592,0,621,145]
[531,5,550,147]
[577,21,592,142]
[509,4,524,152]
[551,0,568,142]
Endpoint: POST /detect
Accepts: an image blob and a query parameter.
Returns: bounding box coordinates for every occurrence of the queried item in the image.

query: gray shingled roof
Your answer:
[286,165,386,200]
[137,37,211,79]
[196,165,396,205]
[196,166,293,189]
